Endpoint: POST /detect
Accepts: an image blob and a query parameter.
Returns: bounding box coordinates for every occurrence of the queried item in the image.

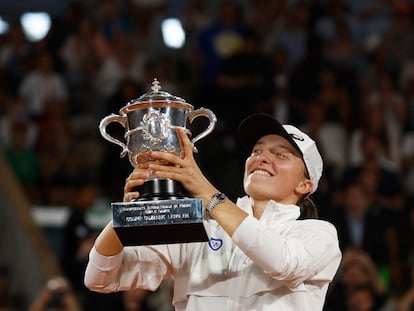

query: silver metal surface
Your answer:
[99,78,217,167]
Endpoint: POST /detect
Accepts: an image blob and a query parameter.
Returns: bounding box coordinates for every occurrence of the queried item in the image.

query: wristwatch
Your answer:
[205,192,227,213]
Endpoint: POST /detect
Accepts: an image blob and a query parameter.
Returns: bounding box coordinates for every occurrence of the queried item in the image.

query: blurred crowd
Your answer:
[1,0,414,310]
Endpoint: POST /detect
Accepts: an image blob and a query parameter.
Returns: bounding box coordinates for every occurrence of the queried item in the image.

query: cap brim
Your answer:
[238,113,302,154]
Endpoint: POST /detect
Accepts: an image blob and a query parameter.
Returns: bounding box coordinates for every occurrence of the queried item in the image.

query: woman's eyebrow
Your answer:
[272,144,302,157]
[275,145,291,152]
[253,141,264,146]
[254,142,295,154]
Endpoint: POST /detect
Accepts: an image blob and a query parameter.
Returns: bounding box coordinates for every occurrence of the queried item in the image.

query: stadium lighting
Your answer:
[161,18,186,49]
[20,12,51,42]
[0,17,9,35]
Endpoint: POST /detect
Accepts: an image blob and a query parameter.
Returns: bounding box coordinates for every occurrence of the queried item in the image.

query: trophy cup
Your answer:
[99,78,216,246]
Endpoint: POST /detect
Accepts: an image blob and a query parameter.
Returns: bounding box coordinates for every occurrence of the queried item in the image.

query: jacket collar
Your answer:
[237,196,301,222]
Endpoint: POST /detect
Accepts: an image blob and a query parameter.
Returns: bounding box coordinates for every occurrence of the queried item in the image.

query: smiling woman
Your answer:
[243,134,313,214]
[238,114,323,194]
[84,113,342,311]
[239,114,323,219]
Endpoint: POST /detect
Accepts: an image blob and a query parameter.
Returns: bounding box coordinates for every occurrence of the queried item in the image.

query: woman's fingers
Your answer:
[125,170,148,190]
[123,191,139,202]
[147,162,180,182]
[123,168,150,202]
[141,128,213,197]
[177,127,195,158]
[149,128,194,166]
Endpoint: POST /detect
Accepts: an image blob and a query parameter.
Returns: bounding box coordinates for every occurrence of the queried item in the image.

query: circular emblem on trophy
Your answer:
[141,109,170,146]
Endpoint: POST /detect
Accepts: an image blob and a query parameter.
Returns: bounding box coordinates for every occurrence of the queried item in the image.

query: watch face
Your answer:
[217,193,226,201]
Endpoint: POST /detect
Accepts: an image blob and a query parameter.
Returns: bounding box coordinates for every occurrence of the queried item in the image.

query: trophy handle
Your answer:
[188,108,217,151]
[99,113,129,157]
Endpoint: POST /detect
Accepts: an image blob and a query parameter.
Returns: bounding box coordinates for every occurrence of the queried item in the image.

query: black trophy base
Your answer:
[112,197,208,246]
[137,179,188,201]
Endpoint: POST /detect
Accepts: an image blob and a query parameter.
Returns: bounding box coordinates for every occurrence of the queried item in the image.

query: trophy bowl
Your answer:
[99,78,216,245]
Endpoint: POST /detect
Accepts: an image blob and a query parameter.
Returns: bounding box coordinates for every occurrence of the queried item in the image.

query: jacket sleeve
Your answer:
[232,215,342,289]
[84,244,173,293]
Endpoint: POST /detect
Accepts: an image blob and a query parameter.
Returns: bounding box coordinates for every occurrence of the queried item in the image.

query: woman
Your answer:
[85,113,342,310]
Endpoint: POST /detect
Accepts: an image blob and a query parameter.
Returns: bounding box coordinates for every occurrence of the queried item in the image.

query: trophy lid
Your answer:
[121,78,192,113]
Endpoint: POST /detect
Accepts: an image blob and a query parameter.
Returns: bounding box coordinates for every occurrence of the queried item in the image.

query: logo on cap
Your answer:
[289,133,305,141]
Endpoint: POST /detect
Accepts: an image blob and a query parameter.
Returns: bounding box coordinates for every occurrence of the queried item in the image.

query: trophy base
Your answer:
[137,179,189,200]
[111,197,208,246]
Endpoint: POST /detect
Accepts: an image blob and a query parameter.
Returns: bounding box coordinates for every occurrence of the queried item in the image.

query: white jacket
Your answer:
[85,196,342,311]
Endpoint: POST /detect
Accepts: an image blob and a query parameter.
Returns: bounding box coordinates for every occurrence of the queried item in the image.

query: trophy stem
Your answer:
[136,179,189,201]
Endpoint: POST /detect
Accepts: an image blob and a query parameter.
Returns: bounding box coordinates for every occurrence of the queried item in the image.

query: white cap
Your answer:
[238,113,323,194]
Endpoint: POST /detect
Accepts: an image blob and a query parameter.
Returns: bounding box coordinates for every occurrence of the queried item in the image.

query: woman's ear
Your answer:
[295,179,313,195]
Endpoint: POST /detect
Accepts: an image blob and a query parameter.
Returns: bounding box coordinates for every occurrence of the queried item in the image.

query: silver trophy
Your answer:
[99,78,216,245]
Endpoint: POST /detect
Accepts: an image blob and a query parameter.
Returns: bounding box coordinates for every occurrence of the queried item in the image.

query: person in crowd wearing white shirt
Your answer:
[84,113,342,311]
[18,50,68,120]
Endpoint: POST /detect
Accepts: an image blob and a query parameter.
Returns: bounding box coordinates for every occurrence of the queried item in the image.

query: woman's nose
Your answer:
[255,151,270,163]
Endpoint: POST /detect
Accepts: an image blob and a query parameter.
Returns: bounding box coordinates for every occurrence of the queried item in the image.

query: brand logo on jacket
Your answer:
[208,237,223,251]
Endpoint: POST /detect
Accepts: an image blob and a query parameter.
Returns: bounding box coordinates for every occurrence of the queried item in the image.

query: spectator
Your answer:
[247,1,288,55]
[297,100,347,218]
[329,182,391,270]
[119,289,153,311]
[347,104,396,169]
[262,46,291,124]
[59,179,123,311]
[381,265,414,311]
[18,49,68,121]
[29,276,80,311]
[314,1,355,46]
[4,121,39,203]
[216,28,275,130]
[272,1,311,73]
[324,249,387,311]
[342,0,392,47]
[346,284,383,311]
[313,65,352,129]
[0,97,38,150]
[322,19,363,73]
[93,32,147,106]
[180,0,211,51]
[60,180,98,296]
[194,0,247,86]
[342,132,403,212]
[36,99,76,205]
[364,70,407,167]
[95,0,133,41]
[59,15,107,86]
[301,100,347,183]
[0,21,31,93]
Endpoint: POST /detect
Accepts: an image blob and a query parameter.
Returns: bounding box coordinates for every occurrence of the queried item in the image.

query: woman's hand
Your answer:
[148,128,217,204]
[123,167,150,202]
[121,128,248,240]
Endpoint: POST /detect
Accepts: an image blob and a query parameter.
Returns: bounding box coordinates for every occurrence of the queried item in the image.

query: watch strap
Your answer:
[206,192,227,213]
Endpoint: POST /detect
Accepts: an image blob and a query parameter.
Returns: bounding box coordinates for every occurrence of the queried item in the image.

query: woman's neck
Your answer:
[251,199,269,219]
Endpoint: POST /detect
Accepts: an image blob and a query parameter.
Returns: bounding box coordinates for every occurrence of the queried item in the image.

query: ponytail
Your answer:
[297,195,319,220]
